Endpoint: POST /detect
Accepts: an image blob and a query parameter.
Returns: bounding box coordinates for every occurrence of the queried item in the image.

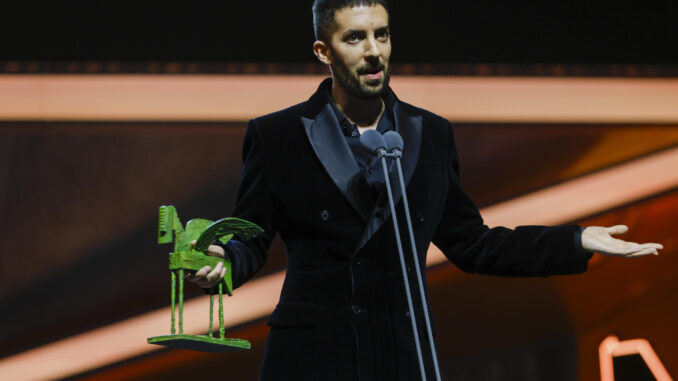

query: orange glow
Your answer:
[1,75,678,122]
[599,335,673,381]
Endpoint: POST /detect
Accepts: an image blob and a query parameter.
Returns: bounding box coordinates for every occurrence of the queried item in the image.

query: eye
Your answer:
[376,29,390,41]
[344,31,366,43]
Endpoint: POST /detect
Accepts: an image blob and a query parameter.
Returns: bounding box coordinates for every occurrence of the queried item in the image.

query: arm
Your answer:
[188,119,277,289]
[432,124,592,276]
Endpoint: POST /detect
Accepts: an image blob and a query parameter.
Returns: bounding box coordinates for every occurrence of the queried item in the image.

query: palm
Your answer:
[582,225,663,258]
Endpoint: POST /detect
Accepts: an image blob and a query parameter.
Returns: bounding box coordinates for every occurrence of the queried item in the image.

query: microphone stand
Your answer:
[391,151,442,381]
[377,150,428,381]
[363,129,441,381]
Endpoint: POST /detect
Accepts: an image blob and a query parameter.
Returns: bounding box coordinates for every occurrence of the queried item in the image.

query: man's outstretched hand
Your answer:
[184,240,227,288]
[582,225,663,258]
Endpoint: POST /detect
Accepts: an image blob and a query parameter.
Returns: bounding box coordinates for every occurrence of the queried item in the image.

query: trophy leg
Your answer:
[219,283,225,339]
[171,271,176,334]
[178,269,184,334]
[209,291,214,338]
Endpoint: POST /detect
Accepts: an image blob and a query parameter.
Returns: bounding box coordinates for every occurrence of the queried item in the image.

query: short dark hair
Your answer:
[312,0,389,42]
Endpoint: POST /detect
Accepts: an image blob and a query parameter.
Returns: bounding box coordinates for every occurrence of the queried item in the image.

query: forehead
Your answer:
[333,4,389,31]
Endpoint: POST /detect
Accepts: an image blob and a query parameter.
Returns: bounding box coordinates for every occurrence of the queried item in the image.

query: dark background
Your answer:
[1,0,677,64]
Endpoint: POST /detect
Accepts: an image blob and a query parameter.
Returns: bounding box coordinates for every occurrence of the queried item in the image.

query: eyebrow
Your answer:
[343,29,365,37]
[342,25,389,37]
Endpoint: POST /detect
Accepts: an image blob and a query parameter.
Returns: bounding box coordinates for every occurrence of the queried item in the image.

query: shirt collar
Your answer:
[326,91,394,137]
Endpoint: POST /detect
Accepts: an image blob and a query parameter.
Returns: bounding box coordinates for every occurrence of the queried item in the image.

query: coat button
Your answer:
[405,311,411,318]
[356,258,363,265]
[320,210,330,221]
[352,305,362,314]
[415,213,425,223]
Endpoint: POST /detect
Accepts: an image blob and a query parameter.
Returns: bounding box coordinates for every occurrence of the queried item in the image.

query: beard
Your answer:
[331,52,390,100]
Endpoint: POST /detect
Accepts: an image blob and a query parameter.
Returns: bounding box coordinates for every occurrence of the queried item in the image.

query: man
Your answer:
[188,1,663,379]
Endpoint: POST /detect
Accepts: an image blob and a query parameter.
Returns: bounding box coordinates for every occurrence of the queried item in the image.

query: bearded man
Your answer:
[187,1,663,379]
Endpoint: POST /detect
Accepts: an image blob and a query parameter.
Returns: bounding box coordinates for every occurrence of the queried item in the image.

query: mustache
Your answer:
[357,64,386,74]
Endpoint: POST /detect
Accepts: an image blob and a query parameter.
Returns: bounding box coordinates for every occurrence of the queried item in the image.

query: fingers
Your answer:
[624,242,663,257]
[189,240,225,258]
[185,265,212,281]
[205,261,224,283]
[626,246,659,258]
[636,242,664,250]
[618,242,663,255]
[208,244,225,258]
[195,265,212,279]
[199,263,226,288]
[605,225,628,236]
[185,261,227,288]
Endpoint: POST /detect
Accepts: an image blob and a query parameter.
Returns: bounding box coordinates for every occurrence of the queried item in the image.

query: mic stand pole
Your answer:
[378,152,427,381]
[393,154,442,381]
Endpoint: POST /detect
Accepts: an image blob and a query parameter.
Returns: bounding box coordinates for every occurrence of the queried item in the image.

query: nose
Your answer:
[364,36,380,58]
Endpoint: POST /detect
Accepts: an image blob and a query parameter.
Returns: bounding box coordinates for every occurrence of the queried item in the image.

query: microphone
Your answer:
[359,129,387,158]
[383,131,403,157]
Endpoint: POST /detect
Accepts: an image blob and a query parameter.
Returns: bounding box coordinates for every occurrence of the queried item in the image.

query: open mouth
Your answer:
[360,66,384,81]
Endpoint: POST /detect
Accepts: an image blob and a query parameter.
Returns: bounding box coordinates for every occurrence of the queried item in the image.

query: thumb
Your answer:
[606,225,628,236]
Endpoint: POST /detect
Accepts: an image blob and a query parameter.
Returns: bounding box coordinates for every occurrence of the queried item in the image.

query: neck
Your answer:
[331,79,384,128]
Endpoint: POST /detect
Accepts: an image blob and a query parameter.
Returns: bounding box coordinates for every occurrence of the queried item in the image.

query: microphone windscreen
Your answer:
[383,131,404,152]
[360,129,387,155]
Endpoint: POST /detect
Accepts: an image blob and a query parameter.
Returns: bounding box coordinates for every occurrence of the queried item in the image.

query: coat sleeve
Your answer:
[218,119,277,289]
[431,122,592,277]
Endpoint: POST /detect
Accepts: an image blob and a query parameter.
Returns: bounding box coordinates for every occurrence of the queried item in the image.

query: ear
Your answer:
[313,40,332,65]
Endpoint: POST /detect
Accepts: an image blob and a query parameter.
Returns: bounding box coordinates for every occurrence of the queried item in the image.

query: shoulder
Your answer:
[240,99,314,157]
[396,99,453,145]
[250,101,307,131]
[244,101,309,145]
[250,78,328,129]
[393,97,459,164]
[397,99,451,128]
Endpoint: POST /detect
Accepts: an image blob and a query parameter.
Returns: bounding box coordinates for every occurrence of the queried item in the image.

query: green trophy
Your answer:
[147,205,263,352]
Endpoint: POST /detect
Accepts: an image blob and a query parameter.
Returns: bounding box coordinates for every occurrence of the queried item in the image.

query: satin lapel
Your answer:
[391,101,422,206]
[302,103,370,223]
[352,102,423,254]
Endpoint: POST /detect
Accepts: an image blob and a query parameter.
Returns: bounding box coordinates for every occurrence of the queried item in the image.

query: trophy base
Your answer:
[147,334,251,353]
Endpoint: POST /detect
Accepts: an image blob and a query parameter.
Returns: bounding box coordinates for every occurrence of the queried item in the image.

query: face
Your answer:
[324,4,391,99]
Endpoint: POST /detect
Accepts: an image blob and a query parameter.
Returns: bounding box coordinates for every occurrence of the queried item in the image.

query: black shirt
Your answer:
[328,97,395,195]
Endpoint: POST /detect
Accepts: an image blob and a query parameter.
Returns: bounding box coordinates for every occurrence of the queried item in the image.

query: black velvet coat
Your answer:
[225,79,590,380]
